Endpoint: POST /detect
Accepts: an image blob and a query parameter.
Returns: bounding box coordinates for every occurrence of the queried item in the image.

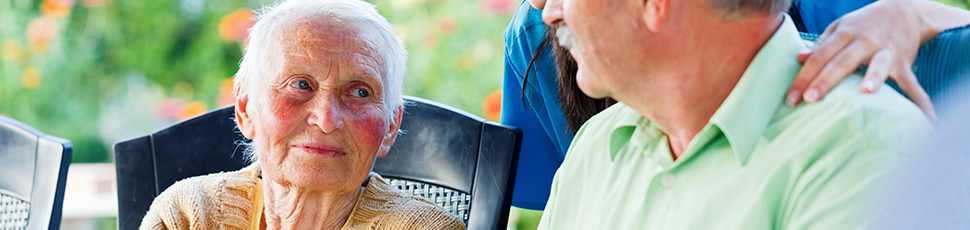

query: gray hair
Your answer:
[706,0,791,18]
[232,0,407,162]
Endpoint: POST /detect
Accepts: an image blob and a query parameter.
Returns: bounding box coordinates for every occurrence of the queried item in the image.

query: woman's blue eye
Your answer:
[354,88,369,98]
[291,80,311,90]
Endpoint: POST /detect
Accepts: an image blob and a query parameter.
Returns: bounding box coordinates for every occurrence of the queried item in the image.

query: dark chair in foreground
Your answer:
[0,115,72,230]
[114,96,521,230]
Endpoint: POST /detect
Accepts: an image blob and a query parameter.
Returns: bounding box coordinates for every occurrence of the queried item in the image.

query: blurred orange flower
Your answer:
[40,0,75,18]
[482,89,502,121]
[26,17,59,53]
[22,67,42,89]
[180,101,209,120]
[219,8,256,42]
[217,78,236,106]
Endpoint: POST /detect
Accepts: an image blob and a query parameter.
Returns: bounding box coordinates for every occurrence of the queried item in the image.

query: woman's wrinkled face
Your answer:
[237,19,400,193]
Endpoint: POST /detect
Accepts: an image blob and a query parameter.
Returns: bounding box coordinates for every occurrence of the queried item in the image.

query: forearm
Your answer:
[910,0,970,45]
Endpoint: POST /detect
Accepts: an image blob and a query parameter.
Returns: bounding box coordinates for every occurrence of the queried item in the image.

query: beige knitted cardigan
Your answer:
[140,164,465,230]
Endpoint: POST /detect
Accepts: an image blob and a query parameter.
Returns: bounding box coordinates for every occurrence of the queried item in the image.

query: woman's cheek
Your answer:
[266,95,303,133]
[349,107,388,151]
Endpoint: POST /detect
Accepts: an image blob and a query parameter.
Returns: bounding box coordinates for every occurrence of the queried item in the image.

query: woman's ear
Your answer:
[235,91,256,139]
[377,106,404,158]
[643,0,668,32]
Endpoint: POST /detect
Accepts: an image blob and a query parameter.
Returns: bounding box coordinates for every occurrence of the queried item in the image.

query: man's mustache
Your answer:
[549,23,583,53]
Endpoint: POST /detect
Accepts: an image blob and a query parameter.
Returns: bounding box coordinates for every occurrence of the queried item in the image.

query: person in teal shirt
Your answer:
[534,0,942,228]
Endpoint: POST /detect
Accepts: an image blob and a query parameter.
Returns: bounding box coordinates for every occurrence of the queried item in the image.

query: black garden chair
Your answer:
[114,96,521,230]
[0,115,72,230]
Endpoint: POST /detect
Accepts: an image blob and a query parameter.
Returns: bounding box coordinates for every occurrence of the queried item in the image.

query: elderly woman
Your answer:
[139,0,465,229]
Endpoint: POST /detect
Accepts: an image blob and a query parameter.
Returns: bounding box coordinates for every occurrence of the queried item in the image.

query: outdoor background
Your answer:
[1,0,968,229]
[1,0,511,228]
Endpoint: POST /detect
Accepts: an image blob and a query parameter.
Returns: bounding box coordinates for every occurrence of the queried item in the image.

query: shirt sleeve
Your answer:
[909,24,970,103]
[500,1,569,210]
[781,148,897,230]
[791,0,877,34]
[781,97,931,230]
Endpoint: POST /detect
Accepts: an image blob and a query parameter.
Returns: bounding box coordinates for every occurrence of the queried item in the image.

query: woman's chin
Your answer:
[275,157,367,191]
[281,168,355,190]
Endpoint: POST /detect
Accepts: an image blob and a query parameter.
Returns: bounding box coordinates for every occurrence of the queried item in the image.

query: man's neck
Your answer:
[621,13,783,159]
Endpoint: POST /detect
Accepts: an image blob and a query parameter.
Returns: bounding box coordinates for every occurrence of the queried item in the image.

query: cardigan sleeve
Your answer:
[139,177,203,230]
[138,166,259,230]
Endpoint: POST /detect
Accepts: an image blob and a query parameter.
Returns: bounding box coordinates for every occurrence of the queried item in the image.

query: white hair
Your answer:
[232,0,407,162]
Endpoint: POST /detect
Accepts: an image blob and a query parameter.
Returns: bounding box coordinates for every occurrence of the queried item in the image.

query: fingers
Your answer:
[860,49,893,93]
[816,20,842,46]
[894,66,938,123]
[790,28,854,106]
[787,51,815,106]
[803,41,875,104]
[860,49,937,122]
[797,51,810,64]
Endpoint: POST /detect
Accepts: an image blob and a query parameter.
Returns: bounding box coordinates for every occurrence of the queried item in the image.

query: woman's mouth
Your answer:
[293,143,347,157]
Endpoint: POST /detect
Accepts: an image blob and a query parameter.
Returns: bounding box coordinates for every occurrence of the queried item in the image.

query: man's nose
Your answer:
[542,0,564,26]
[307,94,345,134]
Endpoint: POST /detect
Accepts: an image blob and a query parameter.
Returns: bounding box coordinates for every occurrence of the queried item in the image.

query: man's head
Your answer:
[540,0,789,99]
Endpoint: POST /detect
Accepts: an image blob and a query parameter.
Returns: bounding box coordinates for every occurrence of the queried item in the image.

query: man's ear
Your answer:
[377,106,404,158]
[235,91,256,139]
[642,0,668,32]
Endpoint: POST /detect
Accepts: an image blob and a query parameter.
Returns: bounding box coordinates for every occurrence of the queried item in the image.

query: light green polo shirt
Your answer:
[537,16,932,230]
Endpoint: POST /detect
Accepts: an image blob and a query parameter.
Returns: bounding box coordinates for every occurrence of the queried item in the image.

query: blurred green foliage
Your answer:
[939,0,970,10]
[0,0,514,163]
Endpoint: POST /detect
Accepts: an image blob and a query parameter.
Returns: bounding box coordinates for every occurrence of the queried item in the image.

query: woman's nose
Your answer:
[307,95,345,133]
[542,0,564,26]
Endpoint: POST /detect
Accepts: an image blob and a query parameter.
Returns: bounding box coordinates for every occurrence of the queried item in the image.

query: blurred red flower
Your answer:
[26,17,60,53]
[157,98,185,121]
[483,89,502,121]
[219,8,256,42]
[436,16,456,34]
[481,0,515,14]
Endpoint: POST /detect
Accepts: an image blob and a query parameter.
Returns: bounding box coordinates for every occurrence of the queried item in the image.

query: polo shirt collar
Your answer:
[608,16,808,165]
[708,15,807,165]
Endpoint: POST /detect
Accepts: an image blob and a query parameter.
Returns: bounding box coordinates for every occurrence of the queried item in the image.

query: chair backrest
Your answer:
[114,96,521,230]
[0,115,72,230]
